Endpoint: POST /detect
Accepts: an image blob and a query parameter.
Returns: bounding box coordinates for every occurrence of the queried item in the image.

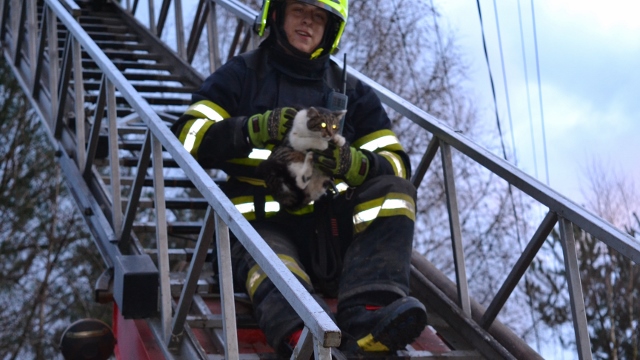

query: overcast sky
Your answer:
[434,0,640,207]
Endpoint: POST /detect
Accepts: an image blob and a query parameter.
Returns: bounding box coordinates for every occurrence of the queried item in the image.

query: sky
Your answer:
[433,2,639,357]
[433,0,640,207]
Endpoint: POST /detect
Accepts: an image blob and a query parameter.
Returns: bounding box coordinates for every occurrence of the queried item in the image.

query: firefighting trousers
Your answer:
[229,175,417,351]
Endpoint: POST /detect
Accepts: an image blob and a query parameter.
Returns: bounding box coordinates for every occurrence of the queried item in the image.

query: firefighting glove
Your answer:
[246,107,297,148]
[314,142,370,186]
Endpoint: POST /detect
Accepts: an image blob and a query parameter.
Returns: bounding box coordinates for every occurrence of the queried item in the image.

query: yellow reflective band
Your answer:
[246,254,311,300]
[227,157,263,167]
[246,264,267,300]
[183,119,212,153]
[235,176,266,187]
[356,334,389,352]
[286,202,315,215]
[379,150,405,179]
[248,149,272,160]
[279,254,311,286]
[360,135,400,152]
[184,100,230,120]
[353,193,415,234]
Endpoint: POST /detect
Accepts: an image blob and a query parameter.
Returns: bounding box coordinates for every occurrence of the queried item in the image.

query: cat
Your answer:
[257,106,347,210]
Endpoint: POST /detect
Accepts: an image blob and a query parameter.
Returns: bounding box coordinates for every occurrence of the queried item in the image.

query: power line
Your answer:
[517,0,539,180]
[493,2,542,348]
[475,0,509,162]
[492,0,517,166]
[476,0,524,266]
[530,0,550,185]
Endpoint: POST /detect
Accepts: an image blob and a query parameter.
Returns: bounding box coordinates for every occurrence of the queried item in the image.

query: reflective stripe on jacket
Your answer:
[171,47,412,219]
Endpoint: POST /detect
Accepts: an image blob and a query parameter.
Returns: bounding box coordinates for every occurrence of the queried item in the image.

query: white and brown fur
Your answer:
[257,106,346,210]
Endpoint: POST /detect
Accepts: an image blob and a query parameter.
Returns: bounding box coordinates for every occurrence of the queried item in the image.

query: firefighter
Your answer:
[171,0,427,356]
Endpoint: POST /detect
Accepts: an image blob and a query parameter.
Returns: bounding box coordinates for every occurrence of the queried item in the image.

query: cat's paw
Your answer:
[332,134,346,147]
[296,175,310,189]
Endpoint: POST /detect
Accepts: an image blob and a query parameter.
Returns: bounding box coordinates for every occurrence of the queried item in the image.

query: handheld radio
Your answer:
[327,53,348,134]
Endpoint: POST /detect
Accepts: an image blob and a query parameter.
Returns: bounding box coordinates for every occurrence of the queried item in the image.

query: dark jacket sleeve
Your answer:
[170,56,253,169]
[346,78,412,180]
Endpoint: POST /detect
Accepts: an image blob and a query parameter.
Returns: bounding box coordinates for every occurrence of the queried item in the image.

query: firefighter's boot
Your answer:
[338,296,427,353]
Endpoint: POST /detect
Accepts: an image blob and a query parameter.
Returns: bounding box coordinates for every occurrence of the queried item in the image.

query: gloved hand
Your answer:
[246,107,297,148]
[313,142,370,186]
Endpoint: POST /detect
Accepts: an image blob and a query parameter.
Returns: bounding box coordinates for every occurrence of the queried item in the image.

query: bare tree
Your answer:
[526,160,639,359]
[156,0,542,347]
[343,0,536,337]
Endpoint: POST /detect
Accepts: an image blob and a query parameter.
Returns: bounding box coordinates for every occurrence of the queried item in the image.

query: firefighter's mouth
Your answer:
[296,30,311,38]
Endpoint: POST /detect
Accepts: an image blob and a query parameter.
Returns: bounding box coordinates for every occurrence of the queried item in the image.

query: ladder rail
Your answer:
[1,0,341,358]
[183,1,637,357]
[165,0,639,260]
[196,1,637,358]
[61,0,340,356]
[3,0,640,357]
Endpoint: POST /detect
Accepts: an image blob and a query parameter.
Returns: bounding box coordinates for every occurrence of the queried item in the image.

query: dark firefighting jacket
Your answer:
[171,44,411,220]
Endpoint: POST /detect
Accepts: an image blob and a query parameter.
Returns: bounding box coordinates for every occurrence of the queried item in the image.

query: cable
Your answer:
[479,5,544,349]
[487,0,522,246]
[517,0,539,180]
[516,0,542,349]
[475,0,509,162]
[492,0,517,165]
[530,0,550,185]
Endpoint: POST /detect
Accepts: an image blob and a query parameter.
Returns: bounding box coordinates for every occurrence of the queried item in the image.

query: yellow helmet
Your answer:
[254,0,348,55]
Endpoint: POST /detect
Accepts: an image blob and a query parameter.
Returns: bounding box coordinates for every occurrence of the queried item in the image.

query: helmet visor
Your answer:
[292,0,347,22]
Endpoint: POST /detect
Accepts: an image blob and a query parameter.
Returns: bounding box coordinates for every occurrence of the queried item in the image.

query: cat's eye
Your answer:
[332,124,337,129]
[321,122,327,128]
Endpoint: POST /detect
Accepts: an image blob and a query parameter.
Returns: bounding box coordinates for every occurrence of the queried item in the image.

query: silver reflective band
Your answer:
[235,201,280,214]
[335,182,349,193]
[265,201,281,213]
[360,135,399,152]
[183,119,209,152]
[380,150,405,178]
[248,149,272,160]
[235,202,255,214]
[192,103,224,121]
[353,198,414,225]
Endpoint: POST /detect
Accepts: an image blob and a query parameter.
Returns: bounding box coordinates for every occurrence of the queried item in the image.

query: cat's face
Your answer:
[305,107,346,139]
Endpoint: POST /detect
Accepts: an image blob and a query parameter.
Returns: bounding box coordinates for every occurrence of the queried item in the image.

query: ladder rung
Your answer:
[133,222,203,234]
[81,23,129,34]
[105,176,196,188]
[170,273,215,297]
[85,31,138,42]
[93,40,149,51]
[186,314,223,329]
[124,198,208,210]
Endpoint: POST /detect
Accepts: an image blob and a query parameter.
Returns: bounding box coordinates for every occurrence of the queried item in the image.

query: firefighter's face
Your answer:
[283,1,328,54]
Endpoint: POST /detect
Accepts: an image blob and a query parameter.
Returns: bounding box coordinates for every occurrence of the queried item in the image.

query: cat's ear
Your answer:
[307,107,319,116]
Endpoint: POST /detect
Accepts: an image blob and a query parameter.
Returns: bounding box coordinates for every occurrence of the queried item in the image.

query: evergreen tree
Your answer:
[0,56,110,359]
